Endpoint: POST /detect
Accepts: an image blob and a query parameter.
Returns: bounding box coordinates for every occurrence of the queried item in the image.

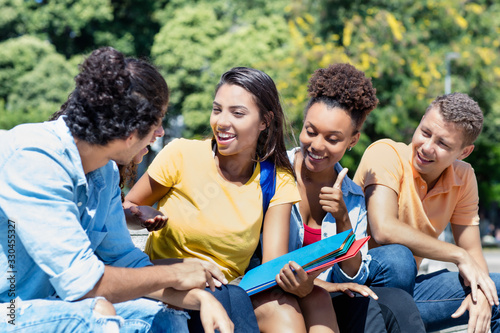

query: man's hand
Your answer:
[276,261,320,298]
[157,259,228,292]
[456,252,498,307]
[129,205,168,231]
[183,258,228,291]
[452,291,491,333]
[198,291,234,333]
[319,168,349,222]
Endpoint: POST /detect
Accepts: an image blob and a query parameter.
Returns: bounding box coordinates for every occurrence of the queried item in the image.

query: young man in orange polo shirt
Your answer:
[354,93,500,332]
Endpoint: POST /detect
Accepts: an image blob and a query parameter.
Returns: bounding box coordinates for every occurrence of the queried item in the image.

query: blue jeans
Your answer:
[1,296,189,332]
[367,244,500,332]
[188,284,259,333]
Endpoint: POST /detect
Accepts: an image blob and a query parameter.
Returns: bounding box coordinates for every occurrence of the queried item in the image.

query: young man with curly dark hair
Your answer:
[354,92,500,332]
[0,47,233,333]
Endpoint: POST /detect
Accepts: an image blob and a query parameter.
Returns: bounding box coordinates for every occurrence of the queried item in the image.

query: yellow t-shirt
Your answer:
[353,139,480,266]
[145,138,301,281]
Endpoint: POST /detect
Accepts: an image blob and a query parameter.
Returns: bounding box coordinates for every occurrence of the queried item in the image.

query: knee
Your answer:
[301,286,333,310]
[93,298,116,316]
[226,284,250,299]
[369,245,417,291]
[371,245,416,275]
[253,291,306,332]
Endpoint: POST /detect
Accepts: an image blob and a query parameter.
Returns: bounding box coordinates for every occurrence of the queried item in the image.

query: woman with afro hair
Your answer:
[269,63,426,332]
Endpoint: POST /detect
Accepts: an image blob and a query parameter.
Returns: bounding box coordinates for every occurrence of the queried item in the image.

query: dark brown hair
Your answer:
[215,67,294,177]
[426,92,483,147]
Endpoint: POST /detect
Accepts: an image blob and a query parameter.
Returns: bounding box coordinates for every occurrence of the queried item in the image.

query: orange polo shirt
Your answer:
[353,139,479,266]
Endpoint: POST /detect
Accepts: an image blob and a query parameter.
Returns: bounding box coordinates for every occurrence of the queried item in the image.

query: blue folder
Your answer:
[239,229,356,295]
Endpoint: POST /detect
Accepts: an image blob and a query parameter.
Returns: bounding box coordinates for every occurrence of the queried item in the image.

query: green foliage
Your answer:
[152,0,291,137]
[0,36,77,129]
[2,0,500,208]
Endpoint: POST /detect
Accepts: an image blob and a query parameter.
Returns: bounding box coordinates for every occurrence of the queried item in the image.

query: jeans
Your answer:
[366,244,418,295]
[1,296,189,332]
[367,244,500,332]
[188,284,259,333]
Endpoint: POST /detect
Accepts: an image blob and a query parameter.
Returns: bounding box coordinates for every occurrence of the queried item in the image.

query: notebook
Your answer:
[240,229,369,295]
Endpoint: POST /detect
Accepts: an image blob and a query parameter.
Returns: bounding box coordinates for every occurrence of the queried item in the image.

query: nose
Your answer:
[421,138,433,154]
[310,136,324,152]
[154,124,165,138]
[215,111,231,130]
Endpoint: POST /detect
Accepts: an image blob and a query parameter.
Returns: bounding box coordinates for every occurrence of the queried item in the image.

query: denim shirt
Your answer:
[287,148,371,284]
[0,118,151,303]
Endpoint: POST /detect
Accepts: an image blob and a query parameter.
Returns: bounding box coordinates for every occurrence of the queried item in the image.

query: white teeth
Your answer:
[218,133,235,139]
[309,152,325,160]
[419,152,432,162]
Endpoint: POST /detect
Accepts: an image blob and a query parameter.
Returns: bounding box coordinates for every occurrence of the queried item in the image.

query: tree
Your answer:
[152,0,291,138]
[287,0,500,210]
[0,36,78,129]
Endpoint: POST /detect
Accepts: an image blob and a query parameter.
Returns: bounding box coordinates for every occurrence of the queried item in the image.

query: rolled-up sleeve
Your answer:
[0,149,104,301]
[330,193,371,284]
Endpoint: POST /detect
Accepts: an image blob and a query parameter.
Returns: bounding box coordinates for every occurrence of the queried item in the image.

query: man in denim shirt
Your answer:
[0,47,232,333]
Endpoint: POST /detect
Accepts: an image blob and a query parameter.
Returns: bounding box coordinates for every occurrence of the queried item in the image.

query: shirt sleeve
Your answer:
[450,165,480,226]
[354,141,404,195]
[94,164,152,268]
[147,138,183,187]
[0,149,104,301]
[330,194,370,284]
[269,168,301,208]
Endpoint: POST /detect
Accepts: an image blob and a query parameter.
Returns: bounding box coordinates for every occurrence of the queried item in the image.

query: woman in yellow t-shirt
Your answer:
[125,67,337,332]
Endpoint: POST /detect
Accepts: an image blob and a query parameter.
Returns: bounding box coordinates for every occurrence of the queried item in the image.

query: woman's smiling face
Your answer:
[210,84,266,159]
[300,102,359,174]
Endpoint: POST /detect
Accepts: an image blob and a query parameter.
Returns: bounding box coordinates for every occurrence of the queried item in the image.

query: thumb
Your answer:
[333,168,348,190]
[451,302,468,318]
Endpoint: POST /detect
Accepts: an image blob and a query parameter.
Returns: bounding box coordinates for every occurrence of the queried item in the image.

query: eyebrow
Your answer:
[421,125,452,146]
[212,101,249,112]
[305,121,344,135]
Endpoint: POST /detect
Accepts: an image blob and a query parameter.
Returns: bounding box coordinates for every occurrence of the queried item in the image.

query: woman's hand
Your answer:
[125,205,168,231]
[275,261,320,298]
[196,290,235,333]
[319,168,349,224]
[324,282,378,299]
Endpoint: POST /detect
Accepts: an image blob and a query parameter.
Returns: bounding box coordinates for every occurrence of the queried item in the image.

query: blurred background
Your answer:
[1,0,500,245]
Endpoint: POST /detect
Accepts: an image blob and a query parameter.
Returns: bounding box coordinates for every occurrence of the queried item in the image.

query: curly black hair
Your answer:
[62,47,169,145]
[305,63,378,133]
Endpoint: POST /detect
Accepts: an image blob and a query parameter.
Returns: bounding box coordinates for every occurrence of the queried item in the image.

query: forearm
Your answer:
[83,265,185,303]
[147,288,208,310]
[335,214,362,276]
[337,253,362,277]
[373,221,467,265]
[314,278,335,292]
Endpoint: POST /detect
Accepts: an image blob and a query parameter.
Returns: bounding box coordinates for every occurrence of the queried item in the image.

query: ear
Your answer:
[260,111,274,131]
[349,132,361,148]
[124,132,137,148]
[458,144,474,160]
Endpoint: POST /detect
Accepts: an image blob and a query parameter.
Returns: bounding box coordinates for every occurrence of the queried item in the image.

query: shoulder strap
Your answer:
[246,160,276,272]
[260,159,276,217]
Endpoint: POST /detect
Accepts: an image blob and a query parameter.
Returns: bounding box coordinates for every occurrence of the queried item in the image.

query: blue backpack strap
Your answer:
[260,159,276,216]
[246,159,276,272]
